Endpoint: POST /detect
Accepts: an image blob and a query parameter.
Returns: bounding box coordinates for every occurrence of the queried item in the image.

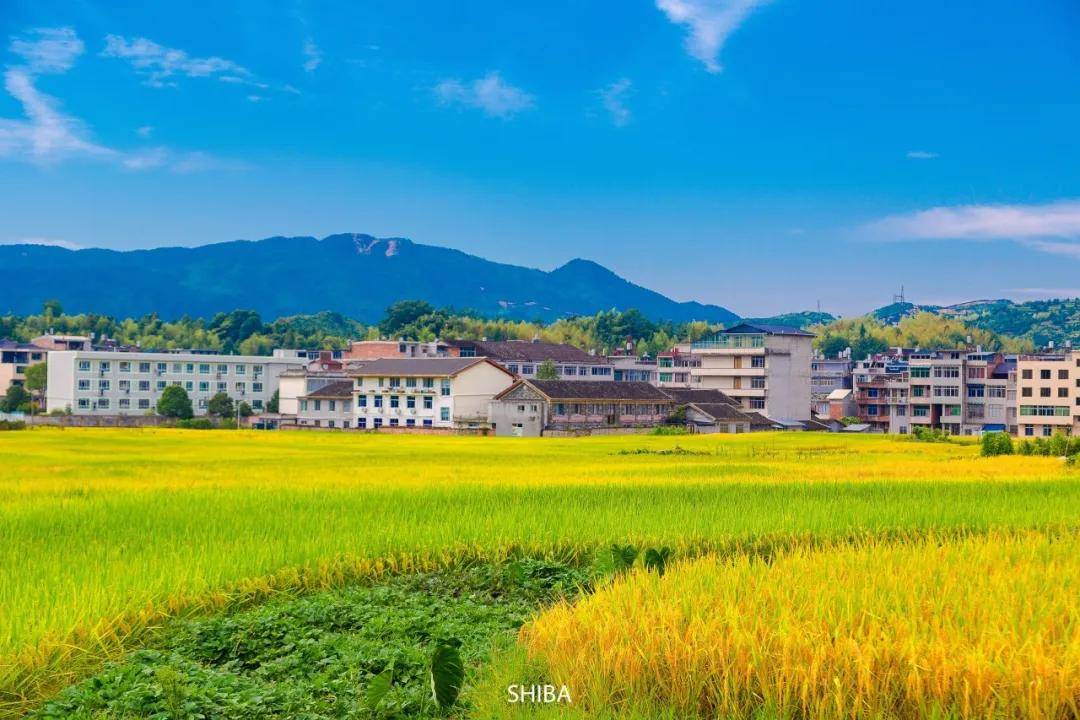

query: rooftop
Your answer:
[447,339,604,364]
[349,357,505,377]
[723,322,815,337]
[304,380,355,399]
[660,388,741,407]
[506,379,672,402]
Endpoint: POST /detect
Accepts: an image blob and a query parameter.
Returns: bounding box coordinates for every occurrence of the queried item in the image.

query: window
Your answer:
[235,365,246,375]
[1040,388,1051,398]
[98,398,110,409]
[118,380,130,391]
[441,379,451,396]
[138,380,150,391]
[1059,369,1069,380]
[389,418,399,427]
[1021,369,1033,380]
[967,385,985,398]
[423,378,434,388]
[988,386,1006,398]
[156,362,167,373]
[751,377,765,389]
[99,379,110,391]
[373,418,383,428]
[407,395,416,409]
[252,382,263,393]
[659,373,672,383]
[406,377,417,388]
[184,381,193,391]
[78,360,91,372]
[564,366,576,376]
[358,418,367,429]
[1019,405,1071,417]
[751,356,765,369]
[913,406,929,417]
[423,396,433,410]
[390,395,399,408]
[440,407,450,421]
[1040,369,1051,380]
[253,400,263,410]
[508,364,519,374]
[235,382,246,393]
[910,367,930,378]
[314,400,322,411]
[374,395,383,408]
[591,367,612,376]
[389,377,401,388]
[933,367,959,378]
[156,381,167,391]
[358,395,367,408]
[1059,388,1069,398]
[185,363,194,374]
[199,363,210,375]
[218,364,229,374]
[118,398,130,409]
[78,398,89,409]
[139,362,151,373]
[119,361,131,373]
[522,364,535,375]
[199,382,209,392]
[78,379,90,390]
[1042,426,1053,437]
[100,361,111,372]
[253,365,264,375]
[423,419,432,427]
[749,398,765,410]
[300,400,308,411]
[1022,387,1032,397]
[1024,425,1034,436]
[217,382,227,392]
[406,418,415,427]
[138,399,150,409]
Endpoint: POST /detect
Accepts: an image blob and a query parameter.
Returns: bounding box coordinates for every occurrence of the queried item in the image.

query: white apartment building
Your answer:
[685,323,814,422]
[1016,352,1077,438]
[350,357,515,430]
[46,350,306,415]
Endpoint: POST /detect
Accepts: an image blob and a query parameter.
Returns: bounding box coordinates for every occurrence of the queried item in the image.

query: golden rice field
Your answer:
[518,531,1080,720]
[2,427,1080,717]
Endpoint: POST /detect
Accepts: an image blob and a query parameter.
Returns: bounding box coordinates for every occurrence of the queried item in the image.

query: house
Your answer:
[46,350,307,415]
[811,353,852,416]
[607,354,657,383]
[490,380,675,437]
[684,323,814,422]
[342,340,453,360]
[0,340,47,396]
[1016,351,1077,438]
[659,388,755,433]
[655,347,698,388]
[825,388,856,421]
[445,339,612,381]
[350,357,515,430]
[294,380,355,429]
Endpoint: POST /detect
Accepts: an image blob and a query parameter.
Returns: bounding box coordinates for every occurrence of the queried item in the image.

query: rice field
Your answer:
[519,532,1080,719]
[2,427,1079,717]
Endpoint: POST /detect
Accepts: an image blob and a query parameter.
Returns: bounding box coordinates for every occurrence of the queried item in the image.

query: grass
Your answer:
[2,428,1079,716]
[516,531,1080,720]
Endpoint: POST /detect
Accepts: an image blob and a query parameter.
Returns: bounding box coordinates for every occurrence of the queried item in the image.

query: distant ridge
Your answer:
[0,233,740,324]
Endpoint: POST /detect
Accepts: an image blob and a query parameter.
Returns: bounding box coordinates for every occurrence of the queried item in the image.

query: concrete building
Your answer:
[351,357,515,430]
[342,340,452,360]
[655,348,698,388]
[31,334,91,351]
[608,354,657,383]
[811,353,852,416]
[962,352,1017,435]
[686,323,814,422]
[660,388,757,433]
[0,340,47,395]
[1016,352,1077,438]
[490,380,674,437]
[445,339,612,381]
[46,350,306,415]
[852,354,911,433]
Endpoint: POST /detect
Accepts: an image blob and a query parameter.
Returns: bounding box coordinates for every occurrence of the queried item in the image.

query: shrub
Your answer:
[1046,432,1069,457]
[652,425,689,436]
[0,419,26,431]
[911,426,950,443]
[157,386,194,419]
[175,418,214,430]
[980,431,1013,457]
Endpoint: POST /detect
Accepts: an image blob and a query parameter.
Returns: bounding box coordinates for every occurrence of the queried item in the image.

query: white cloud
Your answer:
[10,27,84,74]
[655,0,768,73]
[0,68,114,163]
[863,199,1080,259]
[598,78,632,127]
[1,236,83,250]
[101,35,258,88]
[136,125,153,137]
[906,150,938,160]
[302,39,322,72]
[434,72,534,118]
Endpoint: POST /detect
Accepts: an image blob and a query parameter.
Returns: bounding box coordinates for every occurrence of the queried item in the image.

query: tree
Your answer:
[1,384,31,413]
[535,359,559,380]
[156,386,194,419]
[267,389,280,413]
[237,401,254,417]
[380,300,435,337]
[23,362,47,414]
[207,392,235,418]
[42,299,63,319]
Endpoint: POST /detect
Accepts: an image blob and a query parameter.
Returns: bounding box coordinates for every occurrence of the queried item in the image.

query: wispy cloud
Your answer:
[1,236,83,250]
[434,72,534,118]
[863,199,1080,259]
[101,35,264,89]
[906,150,938,160]
[1,27,240,172]
[10,27,84,73]
[135,125,153,137]
[655,0,768,73]
[598,78,633,127]
[302,39,322,72]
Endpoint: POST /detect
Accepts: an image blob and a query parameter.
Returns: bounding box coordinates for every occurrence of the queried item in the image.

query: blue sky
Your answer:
[1,1,1079,316]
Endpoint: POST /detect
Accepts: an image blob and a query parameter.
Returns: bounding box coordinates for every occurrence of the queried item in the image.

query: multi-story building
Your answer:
[444,340,612,381]
[342,340,452,360]
[350,357,515,430]
[655,348,698,388]
[30,334,91,351]
[811,353,852,416]
[851,354,910,433]
[608,355,657,383]
[685,323,814,422]
[46,350,306,415]
[907,350,966,433]
[0,340,47,396]
[490,380,674,437]
[1016,352,1077,438]
[962,352,1017,435]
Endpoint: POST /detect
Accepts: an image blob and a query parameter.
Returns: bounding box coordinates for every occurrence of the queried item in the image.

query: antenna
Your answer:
[892,285,906,305]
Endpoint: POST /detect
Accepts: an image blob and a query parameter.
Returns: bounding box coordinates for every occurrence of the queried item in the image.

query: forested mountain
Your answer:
[0,234,739,324]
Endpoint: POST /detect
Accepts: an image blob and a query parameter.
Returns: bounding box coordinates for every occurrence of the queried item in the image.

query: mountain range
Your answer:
[0,234,740,324]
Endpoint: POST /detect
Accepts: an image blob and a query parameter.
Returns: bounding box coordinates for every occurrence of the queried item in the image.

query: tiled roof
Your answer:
[349,357,505,377]
[513,379,672,402]
[0,339,46,351]
[448,340,605,364]
[723,323,815,337]
[660,388,741,406]
[688,402,753,422]
[304,380,355,398]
